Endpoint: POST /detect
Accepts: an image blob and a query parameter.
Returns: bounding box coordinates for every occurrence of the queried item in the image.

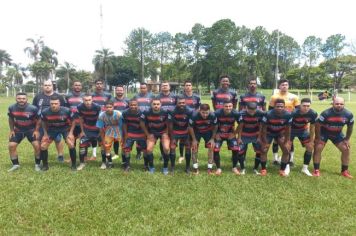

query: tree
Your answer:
[24,37,44,62]
[57,62,76,93]
[152,32,173,79]
[302,36,322,92]
[0,49,12,78]
[107,56,139,87]
[92,48,115,89]
[29,61,55,92]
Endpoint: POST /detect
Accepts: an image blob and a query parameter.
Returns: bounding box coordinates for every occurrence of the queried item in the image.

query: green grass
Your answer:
[0,97,356,235]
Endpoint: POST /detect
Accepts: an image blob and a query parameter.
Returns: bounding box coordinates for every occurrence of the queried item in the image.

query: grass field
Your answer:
[0,95,355,235]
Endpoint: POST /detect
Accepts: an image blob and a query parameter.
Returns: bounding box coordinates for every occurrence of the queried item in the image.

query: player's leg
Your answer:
[54,134,64,163]
[278,136,291,177]
[300,135,313,176]
[213,139,222,175]
[146,135,157,173]
[28,131,41,171]
[161,133,171,175]
[40,135,53,171]
[77,137,90,171]
[260,135,273,176]
[335,136,352,178]
[312,136,327,177]
[65,131,77,170]
[178,140,185,164]
[8,133,21,172]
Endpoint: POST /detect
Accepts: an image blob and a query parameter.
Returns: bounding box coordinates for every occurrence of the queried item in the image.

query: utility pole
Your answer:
[141,28,144,83]
[275,30,280,89]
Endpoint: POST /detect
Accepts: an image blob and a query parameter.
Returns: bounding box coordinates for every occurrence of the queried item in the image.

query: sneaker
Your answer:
[35,164,41,172]
[77,163,86,171]
[232,167,240,175]
[192,168,199,175]
[341,170,353,179]
[240,169,246,175]
[136,152,142,160]
[260,169,267,176]
[149,167,155,174]
[170,167,175,175]
[100,163,107,170]
[207,168,214,175]
[178,157,184,164]
[301,168,312,176]
[215,168,222,176]
[112,154,119,160]
[57,155,64,163]
[8,165,20,172]
[162,167,169,175]
[279,170,288,177]
[71,165,77,171]
[185,168,191,175]
[312,169,320,177]
[253,169,260,175]
[285,164,290,176]
[42,164,49,171]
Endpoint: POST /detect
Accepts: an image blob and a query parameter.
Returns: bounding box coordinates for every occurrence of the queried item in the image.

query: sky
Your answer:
[1,0,355,71]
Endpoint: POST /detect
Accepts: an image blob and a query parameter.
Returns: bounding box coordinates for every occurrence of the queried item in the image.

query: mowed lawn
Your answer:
[0,95,355,235]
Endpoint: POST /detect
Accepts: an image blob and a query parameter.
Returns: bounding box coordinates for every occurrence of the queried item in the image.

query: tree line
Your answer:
[1,18,356,94]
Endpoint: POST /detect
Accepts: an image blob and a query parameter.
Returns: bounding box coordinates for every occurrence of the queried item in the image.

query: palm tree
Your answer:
[24,37,44,62]
[0,49,12,78]
[29,61,54,92]
[57,62,76,93]
[92,48,115,88]
[40,46,59,81]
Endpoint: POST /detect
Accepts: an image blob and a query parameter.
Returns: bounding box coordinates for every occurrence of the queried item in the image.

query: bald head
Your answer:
[43,80,54,95]
[333,96,345,112]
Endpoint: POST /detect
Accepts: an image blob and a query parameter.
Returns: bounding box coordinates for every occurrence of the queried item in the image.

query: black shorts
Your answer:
[9,130,37,144]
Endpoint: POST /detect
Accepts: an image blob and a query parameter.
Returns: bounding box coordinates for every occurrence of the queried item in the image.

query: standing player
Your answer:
[133,82,154,160]
[157,81,177,112]
[122,99,146,172]
[112,85,129,160]
[269,79,300,170]
[74,93,102,171]
[313,97,354,178]
[96,101,122,169]
[178,80,201,164]
[32,80,66,162]
[90,79,112,160]
[7,92,41,172]
[168,97,194,174]
[290,98,318,176]
[189,104,218,175]
[260,99,292,176]
[39,96,76,171]
[213,101,240,175]
[140,98,170,174]
[211,75,237,111]
[238,77,266,172]
[236,102,265,175]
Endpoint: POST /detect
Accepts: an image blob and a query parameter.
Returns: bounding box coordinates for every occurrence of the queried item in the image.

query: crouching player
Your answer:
[189,104,218,175]
[7,92,41,172]
[96,101,122,169]
[168,96,194,174]
[236,102,264,175]
[73,93,102,171]
[260,99,292,176]
[40,95,76,171]
[213,101,240,175]
[140,98,170,174]
[122,99,147,172]
[290,98,317,176]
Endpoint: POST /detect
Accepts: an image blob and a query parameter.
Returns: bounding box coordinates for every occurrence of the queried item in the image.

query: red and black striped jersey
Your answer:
[291,108,318,132]
[65,92,84,113]
[8,103,39,132]
[41,107,72,132]
[122,109,145,139]
[238,110,265,138]
[182,93,201,110]
[239,92,266,111]
[215,108,239,138]
[133,93,154,112]
[168,107,194,136]
[157,93,177,112]
[32,92,66,115]
[211,88,237,110]
[189,112,217,134]
[112,97,129,111]
[140,109,168,135]
[92,91,111,110]
[318,108,354,134]
[262,110,292,134]
[76,103,101,132]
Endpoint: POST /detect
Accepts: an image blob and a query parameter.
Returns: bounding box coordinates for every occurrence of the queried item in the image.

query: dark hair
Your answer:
[83,93,92,97]
[278,79,289,86]
[105,100,114,106]
[129,98,137,103]
[177,96,186,101]
[95,79,104,84]
[274,98,285,105]
[184,80,192,85]
[301,98,311,104]
[16,92,27,96]
[116,85,124,89]
[50,95,61,101]
[72,81,81,85]
[247,102,257,110]
[140,82,147,86]
[151,97,161,103]
[219,75,230,81]
[200,104,210,111]
[160,81,169,85]
[248,76,257,83]
[223,100,233,104]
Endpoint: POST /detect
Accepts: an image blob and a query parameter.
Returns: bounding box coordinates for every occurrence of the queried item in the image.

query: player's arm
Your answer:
[344,123,353,150]
[78,116,85,137]
[309,124,315,143]
[268,97,275,111]
[139,120,150,138]
[314,121,321,142]
[232,95,238,110]
[236,122,243,144]
[41,119,49,138]
[122,122,128,144]
[284,125,291,144]
[8,117,15,138]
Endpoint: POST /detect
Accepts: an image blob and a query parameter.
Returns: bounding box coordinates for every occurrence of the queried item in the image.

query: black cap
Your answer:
[247,102,257,110]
